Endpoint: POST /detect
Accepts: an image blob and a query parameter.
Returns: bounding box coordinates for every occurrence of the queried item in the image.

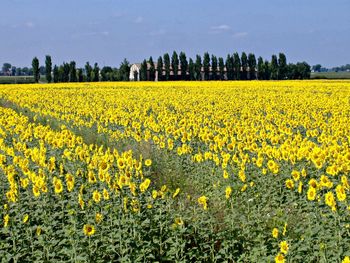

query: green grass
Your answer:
[0,75,47,84]
[311,71,350,79]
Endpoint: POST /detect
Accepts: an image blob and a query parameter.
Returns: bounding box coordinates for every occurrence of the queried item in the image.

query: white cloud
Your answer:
[210,24,231,31]
[232,32,248,38]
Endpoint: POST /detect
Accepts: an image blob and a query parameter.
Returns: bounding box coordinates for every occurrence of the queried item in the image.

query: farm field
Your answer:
[311,71,350,79]
[0,80,350,262]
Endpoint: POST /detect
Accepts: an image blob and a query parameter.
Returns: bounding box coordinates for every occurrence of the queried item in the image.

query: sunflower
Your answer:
[272,228,279,239]
[279,241,289,254]
[145,159,152,167]
[117,158,125,169]
[307,187,316,201]
[275,253,285,263]
[92,190,101,203]
[83,224,95,236]
[225,186,232,199]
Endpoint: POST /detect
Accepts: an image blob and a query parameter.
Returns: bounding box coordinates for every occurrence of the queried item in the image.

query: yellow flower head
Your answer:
[83,224,95,236]
[145,159,152,167]
[272,228,279,239]
[279,241,289,254]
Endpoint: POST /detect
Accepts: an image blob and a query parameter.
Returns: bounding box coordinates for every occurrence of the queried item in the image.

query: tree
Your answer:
[85,62,92,82]
[210,55,218,80]
[45,55,52,83]
[140,59,148,81]
[53,65,59,83]
[101,66,113,81]
[119,59,130,81]
[226,54,234,80]
[312,64,322,72]
[248,53,257,80]
[15,67,22,76]
[63,63,70,82]
[264,60,271,80]
[188,58,195,80]
[179,52,188,80]
[11,66,16,76]
[296,62,311,79]
[157,56,163,81]
[218,57,225,80]
[92,63,100,82]
[194,55,202,80]
[278,53,287,80]
[233,52,241,80]
[32,57,40,83]
[77,68,84,82]
[240,52,248,80]
[2,63,11,75]
[270,55,278,80]
[163,53,170,81]
[171,51,179,78]
[69,61,77,82]
[149,57,155,81]
[257,56,264,80]
[203,52,210,81]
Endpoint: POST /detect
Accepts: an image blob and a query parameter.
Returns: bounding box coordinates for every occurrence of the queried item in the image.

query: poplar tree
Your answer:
[171,51,179,78]
[203,52,210,81]
[32,57,40,83]
[194,55,202,80]
[233,52,241,80]
[225,54,234,80]
[218,57,225,80]
[240,52,248,80]
[248,53,257,80]
[179,52,188,80]
[69,61,77,82]
[270,55,278,80]
[278,53,287,80]
[157,56,163,81]
[140,59,148,81]
[92,63,100,82]
[149,57,155,81]
[53,65,59,83]
[85,62,92,82]
[210,55,217,80]
[163,53,170,81]
[45,55,52,83]
[188,58,195,80]
[257,56,264,80]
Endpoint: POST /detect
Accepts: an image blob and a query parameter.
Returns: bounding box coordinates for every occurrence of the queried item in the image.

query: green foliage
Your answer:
[149,57,156,81]
[69,61,77,82]
[179,52,188,80]
[171,51,179,78]
[157,56,163,81]
[140,60,148,81]
[194,55,202,81]
[32,57,40,83]
[248,53,257,80]
[203,52,210,81]
[163,53,171,81]
[233,53,241,80]
[270,55,279,80]
[45,55,52,83]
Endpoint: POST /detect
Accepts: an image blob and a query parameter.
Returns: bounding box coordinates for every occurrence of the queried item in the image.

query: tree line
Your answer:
[137,51,311,81]
[28,56,131,83]
[3,52,310,83]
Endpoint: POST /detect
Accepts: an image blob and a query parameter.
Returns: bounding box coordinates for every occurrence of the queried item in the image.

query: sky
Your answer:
[1,0,349,68]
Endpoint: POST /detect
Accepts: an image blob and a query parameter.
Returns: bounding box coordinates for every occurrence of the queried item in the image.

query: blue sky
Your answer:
[1,0,349,68]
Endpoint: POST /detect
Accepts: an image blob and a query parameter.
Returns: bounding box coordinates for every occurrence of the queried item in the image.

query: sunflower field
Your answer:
[0,81,350,262]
